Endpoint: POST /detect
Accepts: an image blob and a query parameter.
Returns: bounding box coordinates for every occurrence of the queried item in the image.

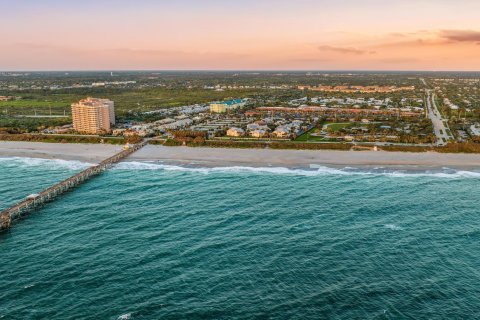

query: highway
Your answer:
[425,89,452,146]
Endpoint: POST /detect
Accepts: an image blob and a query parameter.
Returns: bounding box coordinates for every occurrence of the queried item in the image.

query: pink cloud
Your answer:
[318,45,375,55]
[440,30,480,42]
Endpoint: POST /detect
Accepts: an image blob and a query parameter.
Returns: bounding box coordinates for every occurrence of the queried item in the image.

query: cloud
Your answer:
[372,29,480,49]
[388,32,407,38]
[389,30,432,38]
[379,58,421,64]
[106,48,185,56]
[373,37,450,49]
[318,45,375,55]
[439,29,480,42]
[289,58,332,63]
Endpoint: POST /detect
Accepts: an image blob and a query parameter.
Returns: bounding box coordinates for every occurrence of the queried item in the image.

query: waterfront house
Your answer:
[273,127,291,138]
[227,127,245,137]
[250,129,268,138]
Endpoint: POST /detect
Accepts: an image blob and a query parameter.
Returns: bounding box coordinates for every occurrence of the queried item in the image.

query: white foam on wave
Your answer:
[384,170,480,178]
[385,224,403,231]
[115,161,357,176]
[114,161,314,175]
[0,157,93,170]
[117,313,132,320]
[114,161,480,179]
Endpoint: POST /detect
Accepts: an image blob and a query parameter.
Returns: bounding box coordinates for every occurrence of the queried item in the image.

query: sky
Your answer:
[1,0,480,71]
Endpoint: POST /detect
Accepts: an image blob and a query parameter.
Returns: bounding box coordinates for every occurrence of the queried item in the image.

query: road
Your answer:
[425,89,452,146]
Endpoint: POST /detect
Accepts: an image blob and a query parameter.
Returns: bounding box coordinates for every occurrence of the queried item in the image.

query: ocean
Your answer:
[1,157,480,319]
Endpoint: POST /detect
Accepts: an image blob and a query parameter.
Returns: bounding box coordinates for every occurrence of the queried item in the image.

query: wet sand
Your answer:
[1,141,480,170]
[0,141,122,163]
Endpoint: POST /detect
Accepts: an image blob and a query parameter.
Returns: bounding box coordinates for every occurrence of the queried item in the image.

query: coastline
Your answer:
[0,141,123,163]
[2,141,480,171]
[131,145,480,171]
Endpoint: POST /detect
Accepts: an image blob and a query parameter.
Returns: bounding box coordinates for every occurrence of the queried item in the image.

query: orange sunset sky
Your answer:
[1,0,480,71]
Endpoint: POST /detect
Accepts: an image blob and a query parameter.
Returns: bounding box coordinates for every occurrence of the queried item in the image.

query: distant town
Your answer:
[1,71,479,152]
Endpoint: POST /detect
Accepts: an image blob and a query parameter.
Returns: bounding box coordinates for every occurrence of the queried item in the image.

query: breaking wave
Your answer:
[0,157,93,170]
[385,224,403,231]
[117,313,132,320]
[2,156,479,178]
[113,161,480,178]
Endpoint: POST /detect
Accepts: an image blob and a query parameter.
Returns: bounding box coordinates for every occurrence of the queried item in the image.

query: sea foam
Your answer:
[0,157,93,170]
[385,224,403,231]
[114,161,480,179]
[117,313,132,320]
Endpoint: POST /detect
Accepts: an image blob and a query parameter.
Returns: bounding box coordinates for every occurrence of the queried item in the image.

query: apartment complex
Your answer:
[210,99,246,113]
[71,98,115,134]
[298,85,415,93]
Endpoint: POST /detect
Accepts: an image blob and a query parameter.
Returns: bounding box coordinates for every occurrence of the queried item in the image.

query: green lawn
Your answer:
[295,122,375,142]
[0,100,67,107]
[324,122,352,132]
[295,127,321,141]
[0,88,263,117]
[295,124,338,142]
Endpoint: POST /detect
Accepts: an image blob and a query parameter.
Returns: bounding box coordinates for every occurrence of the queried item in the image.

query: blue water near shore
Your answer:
[1,157,480,319]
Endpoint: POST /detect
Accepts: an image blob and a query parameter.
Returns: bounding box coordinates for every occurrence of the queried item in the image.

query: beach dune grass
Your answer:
[0,133,126,145]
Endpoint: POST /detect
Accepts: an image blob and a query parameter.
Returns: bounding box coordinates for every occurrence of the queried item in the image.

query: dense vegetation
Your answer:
[149,138,480,153]
[0,117,71,133]
[0,88,262,118]
[0,134,126,145]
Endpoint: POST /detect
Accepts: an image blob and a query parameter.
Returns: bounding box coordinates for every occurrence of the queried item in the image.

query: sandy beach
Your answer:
[131,145,480,170]
[0,141,122,163]
[1,141,480,170]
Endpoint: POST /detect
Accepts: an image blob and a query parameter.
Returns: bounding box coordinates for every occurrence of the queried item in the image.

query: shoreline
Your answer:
[130,145,480,171]
[0,141,123,163]
[2,141,480,171]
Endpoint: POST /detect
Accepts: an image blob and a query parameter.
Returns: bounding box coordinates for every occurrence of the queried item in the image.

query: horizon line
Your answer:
[2,69,480,73]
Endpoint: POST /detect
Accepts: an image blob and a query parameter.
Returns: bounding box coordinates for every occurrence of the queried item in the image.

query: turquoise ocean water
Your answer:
[1,157,480,319]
